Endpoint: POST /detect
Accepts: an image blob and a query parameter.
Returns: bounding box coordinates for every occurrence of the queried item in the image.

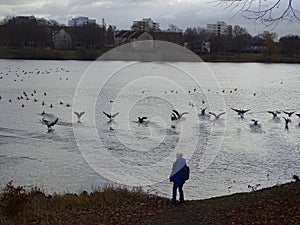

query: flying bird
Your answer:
[138,117,148,124]
[198,107,207,117]
[268,110,281,119]
[249,119,262,130]
[209,111,226,120]
[282,117,291,130]
[231,108,251,119]
[283,111,296,117]
[103,111,119,121]
[171,110,189,121]
[41,114,59,131]
[74,111,85,123]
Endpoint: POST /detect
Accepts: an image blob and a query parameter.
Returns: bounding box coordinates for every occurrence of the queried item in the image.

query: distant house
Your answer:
[114,30,183,46]
[201,41,211,54]
[114,30,153,45]
[53,29,72,49]
[153,31,183,45]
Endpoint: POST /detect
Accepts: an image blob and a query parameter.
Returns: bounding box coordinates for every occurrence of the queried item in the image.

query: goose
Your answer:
[282,117,291,130]
[231,108,251,119]
[283,111,296,117]
[138,117,148,124]
[199,107,207,116]
[74,111,85,123]
[209,112,226,120]
[250,119,262,129]
[41,114,59,131]
[103,111,119,121]
[171,110,189,120]
[268,110,281,119]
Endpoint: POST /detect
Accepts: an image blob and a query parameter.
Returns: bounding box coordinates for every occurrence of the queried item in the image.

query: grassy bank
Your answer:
[0,47,103,60]
[1,47,300,63]
[0,180,299,225]
[200,52,300,63]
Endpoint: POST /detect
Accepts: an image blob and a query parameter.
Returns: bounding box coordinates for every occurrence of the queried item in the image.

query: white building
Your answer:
[131,18,160,32]
[207,21,231,36]
[68,17,96,27]
[53,29,72,49]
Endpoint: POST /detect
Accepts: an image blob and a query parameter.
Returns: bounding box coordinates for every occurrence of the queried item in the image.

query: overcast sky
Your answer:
[1,0,300,37]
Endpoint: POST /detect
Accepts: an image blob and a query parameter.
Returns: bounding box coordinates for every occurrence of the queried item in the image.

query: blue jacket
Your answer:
[170,157,186,185]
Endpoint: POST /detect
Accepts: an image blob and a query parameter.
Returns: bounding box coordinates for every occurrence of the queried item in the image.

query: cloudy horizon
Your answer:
[1,0,300,37]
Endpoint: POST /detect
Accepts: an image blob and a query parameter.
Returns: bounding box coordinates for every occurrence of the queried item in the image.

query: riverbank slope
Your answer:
[0,180,299,225]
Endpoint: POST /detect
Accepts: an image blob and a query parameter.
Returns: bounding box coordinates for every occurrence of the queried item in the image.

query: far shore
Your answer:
[1,47,300,63]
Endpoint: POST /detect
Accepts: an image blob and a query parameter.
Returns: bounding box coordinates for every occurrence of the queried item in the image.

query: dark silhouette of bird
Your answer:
[251,119,259,126]
[199,107,207,117]
[268,110,281,119]
[293,175,300,182]
[171,113,177,121]
[209,111,226,120]
[42,101,45,106]
[44,92,47,96]
[283,117,291,130]
[59,101,64,105]
[138,117,148,123]
[249,119,262,131]
[74,111,85,123]
[296,113,300,119]
[231,108,251,119]
[66,103,71,107]
[283,111,296,117]
[171,110,189,120]
[9,99,12,103]
[21,104,24,108]
[103,111,119,121]
[41,114,59,132]
[50,104,53,108]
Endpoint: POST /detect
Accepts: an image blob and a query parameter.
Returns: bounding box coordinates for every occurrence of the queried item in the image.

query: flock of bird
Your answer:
[0,65,77,132]
[0,65,70,82]
[1,64,299,134]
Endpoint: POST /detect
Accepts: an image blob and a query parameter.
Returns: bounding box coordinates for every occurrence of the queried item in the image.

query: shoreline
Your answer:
[1,180,299,224]
[1,47,300,63]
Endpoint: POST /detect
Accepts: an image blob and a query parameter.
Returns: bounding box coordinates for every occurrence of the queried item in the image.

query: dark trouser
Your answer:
[172,182,184,202]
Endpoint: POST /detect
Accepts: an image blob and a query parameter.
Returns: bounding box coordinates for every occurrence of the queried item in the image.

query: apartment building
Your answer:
[68,17,96,27]
[207,21,232,36]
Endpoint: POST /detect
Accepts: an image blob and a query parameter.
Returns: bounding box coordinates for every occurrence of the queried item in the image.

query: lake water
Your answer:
[0,58,299,200]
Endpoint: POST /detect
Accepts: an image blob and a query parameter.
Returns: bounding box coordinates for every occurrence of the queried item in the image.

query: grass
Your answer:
[0,181,168,225]
[0,47,104,60]
[0,180,299,224]
[1,46,300,63]
[200,52,300,63]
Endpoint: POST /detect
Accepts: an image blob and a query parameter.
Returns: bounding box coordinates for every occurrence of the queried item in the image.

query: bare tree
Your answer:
[218,0,300,26]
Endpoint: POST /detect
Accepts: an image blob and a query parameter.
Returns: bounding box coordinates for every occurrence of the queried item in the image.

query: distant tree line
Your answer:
[0,16,114,51]
[0,16,300,60]
[182,24,300,59]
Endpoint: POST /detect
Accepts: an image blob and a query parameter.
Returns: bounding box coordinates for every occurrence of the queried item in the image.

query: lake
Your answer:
[0,58,299,200]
